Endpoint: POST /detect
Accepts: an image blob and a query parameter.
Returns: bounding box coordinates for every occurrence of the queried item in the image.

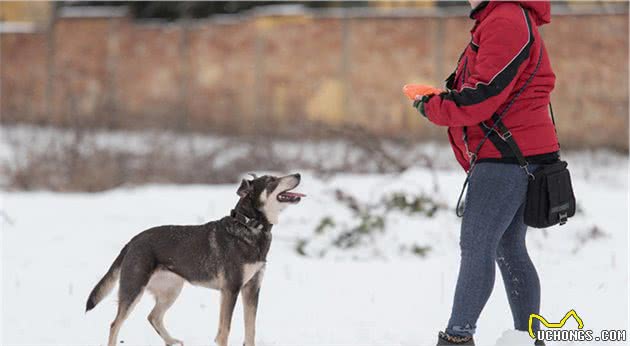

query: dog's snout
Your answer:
[293,173,301,180]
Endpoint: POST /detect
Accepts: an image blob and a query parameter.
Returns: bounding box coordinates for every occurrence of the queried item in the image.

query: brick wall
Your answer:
[1,31,47,122]
[1,9,628,150]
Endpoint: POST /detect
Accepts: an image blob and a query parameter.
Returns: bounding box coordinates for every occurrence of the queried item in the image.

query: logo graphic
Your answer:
[528,310,584,339]
[530,310,627,343]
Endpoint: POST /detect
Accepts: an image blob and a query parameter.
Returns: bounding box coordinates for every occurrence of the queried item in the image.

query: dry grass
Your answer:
[1,123,441,192]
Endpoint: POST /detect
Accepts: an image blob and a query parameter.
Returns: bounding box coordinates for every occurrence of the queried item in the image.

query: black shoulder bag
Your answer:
[456,48,576,228]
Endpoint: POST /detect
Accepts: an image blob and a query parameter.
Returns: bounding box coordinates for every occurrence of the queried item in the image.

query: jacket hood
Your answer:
[471,1,551,26]
[518,1,551,25]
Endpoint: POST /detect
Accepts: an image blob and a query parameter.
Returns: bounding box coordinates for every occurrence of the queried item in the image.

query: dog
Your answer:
[86,173,304,346]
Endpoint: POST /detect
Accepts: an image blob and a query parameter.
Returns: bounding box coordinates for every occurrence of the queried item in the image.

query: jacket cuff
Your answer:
[414,95,433,118]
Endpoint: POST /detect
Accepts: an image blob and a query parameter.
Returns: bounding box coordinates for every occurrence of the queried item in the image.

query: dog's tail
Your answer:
[86,244,129,312]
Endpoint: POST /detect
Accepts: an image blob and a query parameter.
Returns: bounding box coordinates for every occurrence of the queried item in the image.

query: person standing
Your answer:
[405,1,558,345]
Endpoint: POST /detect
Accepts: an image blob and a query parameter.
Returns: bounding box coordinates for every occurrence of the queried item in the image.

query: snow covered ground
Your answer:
[1,150,628,346]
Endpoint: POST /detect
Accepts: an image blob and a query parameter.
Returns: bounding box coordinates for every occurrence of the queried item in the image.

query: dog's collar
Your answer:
[230,209,268,231]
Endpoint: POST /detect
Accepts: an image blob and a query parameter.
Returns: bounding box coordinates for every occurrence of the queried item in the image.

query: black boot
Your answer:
[534,339,546,346]
[436,331,475,345]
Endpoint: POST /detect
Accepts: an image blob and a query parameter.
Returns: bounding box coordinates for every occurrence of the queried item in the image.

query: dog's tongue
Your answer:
[282,191,306,198]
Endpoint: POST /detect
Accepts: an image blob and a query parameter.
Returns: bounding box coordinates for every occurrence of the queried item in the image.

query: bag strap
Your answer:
[456,46,544,217]
[490,114,529,168]
[466,47,544,174]
[486,46,562,171]
[549,102,561,151]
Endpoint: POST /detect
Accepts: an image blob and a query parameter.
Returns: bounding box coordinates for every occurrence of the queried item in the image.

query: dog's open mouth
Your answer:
[277,189,306,203]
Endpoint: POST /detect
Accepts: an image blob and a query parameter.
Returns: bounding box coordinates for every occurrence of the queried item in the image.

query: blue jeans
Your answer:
[446,162,541,337]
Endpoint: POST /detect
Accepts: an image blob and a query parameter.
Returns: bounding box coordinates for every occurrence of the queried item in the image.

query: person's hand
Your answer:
[402,84,444,101]
[404,84,444,119]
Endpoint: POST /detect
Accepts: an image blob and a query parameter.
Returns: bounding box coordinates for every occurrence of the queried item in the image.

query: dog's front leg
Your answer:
[215,288,239,346]
[241,269,264,346]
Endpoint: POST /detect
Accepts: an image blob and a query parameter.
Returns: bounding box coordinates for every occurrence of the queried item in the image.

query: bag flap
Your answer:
[535,161,567,178]
[546,169,575,217]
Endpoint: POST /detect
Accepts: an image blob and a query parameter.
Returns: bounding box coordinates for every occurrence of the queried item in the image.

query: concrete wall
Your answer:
[1,8,628,149]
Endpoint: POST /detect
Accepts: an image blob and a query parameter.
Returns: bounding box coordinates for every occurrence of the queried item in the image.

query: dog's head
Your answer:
[235,173,304,225]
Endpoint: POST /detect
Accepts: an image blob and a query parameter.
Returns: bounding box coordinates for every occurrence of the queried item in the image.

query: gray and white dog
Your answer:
[86,173,304,346]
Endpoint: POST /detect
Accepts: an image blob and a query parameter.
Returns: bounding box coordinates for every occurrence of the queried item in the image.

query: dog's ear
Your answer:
[237,179,252,198]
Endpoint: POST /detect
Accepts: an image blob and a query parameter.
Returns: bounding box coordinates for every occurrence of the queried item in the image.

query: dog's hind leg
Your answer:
[214,288,239,346]
[241,268,264,346]
[147,270,185,346]
[108,252,154,346]
[108,289,143,346]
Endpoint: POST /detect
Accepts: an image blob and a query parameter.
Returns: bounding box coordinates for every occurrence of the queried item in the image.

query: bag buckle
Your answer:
[499,130,512,141]
[559,212,568,225]
[521,163,535,181]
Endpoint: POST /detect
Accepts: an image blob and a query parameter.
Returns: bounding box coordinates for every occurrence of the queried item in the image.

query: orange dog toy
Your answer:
[403,84,444,100]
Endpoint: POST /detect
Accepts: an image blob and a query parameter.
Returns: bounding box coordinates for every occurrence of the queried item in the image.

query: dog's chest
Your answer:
[242,261,265,284]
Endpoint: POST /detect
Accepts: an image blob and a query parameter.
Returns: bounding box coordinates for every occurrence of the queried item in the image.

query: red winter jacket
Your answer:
[421,1,559,171]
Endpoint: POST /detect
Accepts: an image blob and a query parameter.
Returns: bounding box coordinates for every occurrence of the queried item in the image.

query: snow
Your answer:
[494,330,537,346]
[1,150,628,346]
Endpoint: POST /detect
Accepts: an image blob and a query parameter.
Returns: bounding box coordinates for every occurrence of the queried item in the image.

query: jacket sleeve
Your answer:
[423,10,534,127]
